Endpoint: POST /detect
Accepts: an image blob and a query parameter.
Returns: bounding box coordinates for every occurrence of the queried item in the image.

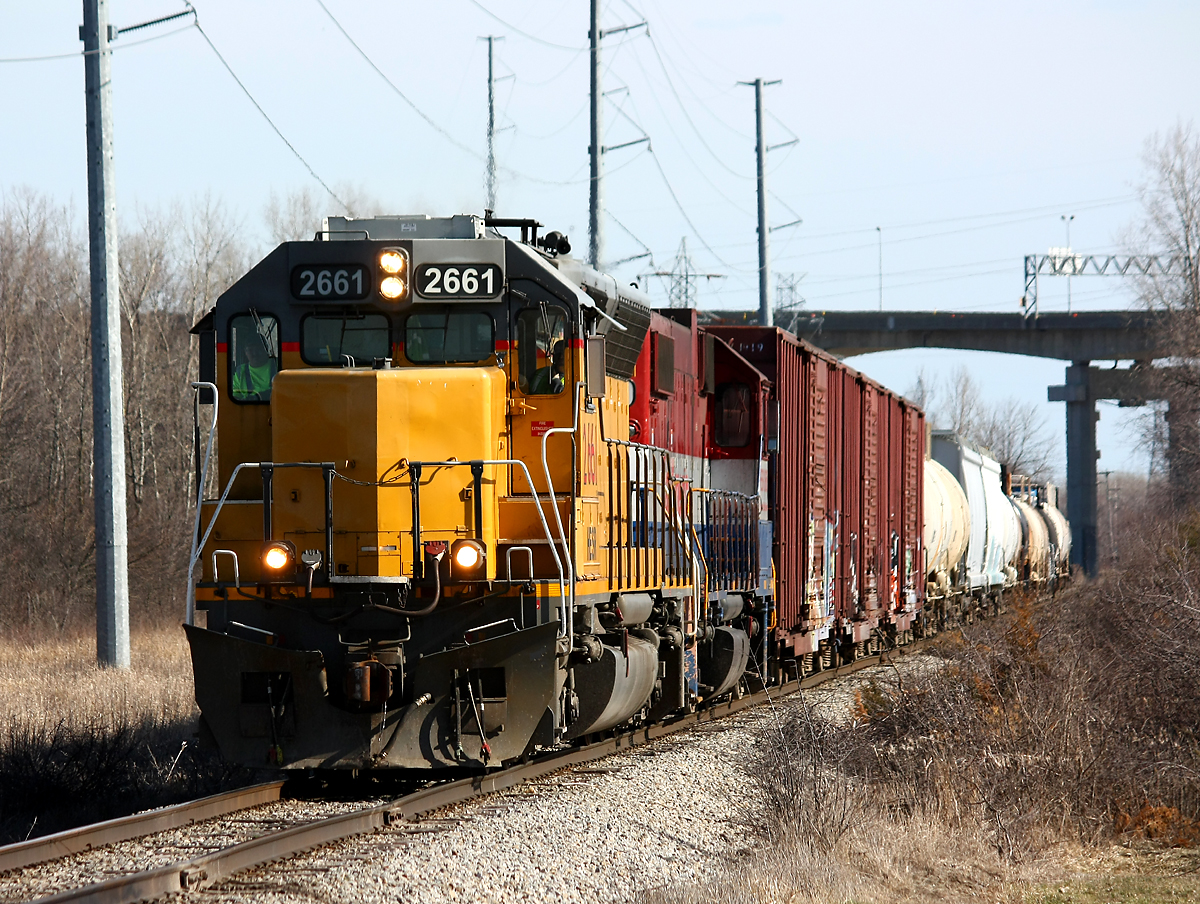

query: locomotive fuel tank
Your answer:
[566,635,659,739]
[698,626,751,698]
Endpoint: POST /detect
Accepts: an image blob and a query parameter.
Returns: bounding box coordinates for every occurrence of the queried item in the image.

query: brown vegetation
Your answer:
[0,189,261,841]
[0,628,255,844]
[0,190,248,635]
[646,513,1200,903]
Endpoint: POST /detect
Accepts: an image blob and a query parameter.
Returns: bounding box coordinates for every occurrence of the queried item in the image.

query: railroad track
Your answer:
[1,642,926,904]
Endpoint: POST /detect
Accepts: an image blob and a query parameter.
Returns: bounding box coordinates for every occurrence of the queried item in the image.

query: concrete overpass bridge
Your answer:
[706,308,1177,577]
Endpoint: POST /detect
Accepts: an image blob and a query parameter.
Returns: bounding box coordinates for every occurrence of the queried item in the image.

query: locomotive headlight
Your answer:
[379,250,406,274]
[455,544,480,569]
[380,276,406,299]
[262,541,295,572]
[451,539,486,578]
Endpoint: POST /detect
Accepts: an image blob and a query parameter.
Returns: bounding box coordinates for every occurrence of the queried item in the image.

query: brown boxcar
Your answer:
[705,326,924,668]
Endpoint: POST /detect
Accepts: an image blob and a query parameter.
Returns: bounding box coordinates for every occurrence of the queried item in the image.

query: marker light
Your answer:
[379,250,406,274]
[264,543,292,570]
[380,276,405,299]
[455,543,481,569]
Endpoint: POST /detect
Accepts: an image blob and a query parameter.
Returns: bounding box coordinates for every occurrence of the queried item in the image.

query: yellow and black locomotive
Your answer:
[186,213,779,771]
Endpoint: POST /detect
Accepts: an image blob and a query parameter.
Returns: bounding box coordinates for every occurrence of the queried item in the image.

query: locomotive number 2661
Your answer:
[416,263,502,298]
[290,265,371,301]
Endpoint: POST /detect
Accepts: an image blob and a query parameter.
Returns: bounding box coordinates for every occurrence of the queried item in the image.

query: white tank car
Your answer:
[1010,497,1051,583]
[922,458,970,595]
[930,432,1020,593]
[1038,485,1072,578]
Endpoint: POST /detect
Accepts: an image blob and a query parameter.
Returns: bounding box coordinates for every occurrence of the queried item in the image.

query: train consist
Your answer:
[185,213,1069,772]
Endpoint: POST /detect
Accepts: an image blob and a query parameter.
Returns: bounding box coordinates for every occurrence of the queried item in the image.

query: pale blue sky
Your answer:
[3,0,1198,478]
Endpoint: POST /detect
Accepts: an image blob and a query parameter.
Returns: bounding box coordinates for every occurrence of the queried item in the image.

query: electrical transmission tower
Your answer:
[1022,253,1192,317]
[643,237,724,308]
[775,272,807,333]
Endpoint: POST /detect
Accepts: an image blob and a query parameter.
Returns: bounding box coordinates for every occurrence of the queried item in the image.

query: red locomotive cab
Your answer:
[702,335,770,463]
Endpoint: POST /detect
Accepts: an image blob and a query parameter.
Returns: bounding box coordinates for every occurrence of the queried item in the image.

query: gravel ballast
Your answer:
[186,658,921,904]
[0,655,924,903]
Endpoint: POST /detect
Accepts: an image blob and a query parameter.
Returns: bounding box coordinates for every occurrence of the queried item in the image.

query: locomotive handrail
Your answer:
[406,459,567,632]
[604,436,703,635]
[688,487,759,597]
[539,381,586,643]
[211,550,240,589]
[189,461,337,606]
[186,382,218,626]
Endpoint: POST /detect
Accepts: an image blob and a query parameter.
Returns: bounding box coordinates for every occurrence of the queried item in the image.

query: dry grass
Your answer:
[644,807,1030,904]
[0,626,196,730]
[0,625,256,844]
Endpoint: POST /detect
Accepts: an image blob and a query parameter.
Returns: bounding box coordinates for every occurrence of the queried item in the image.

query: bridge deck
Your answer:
[786,310,1171,361]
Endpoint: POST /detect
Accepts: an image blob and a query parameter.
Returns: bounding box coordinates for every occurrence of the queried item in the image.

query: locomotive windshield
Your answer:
[404,309,494,363]
[301,313,390,365]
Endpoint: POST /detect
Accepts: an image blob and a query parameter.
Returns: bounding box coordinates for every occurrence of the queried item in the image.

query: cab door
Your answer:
[508,295,575,498]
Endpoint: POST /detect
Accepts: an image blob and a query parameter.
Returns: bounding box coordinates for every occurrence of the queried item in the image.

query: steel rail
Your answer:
[0,782,285,874]
[31,642,927,904]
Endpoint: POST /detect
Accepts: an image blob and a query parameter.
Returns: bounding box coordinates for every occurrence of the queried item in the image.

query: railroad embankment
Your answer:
[0,627,254,844]
[647,516,1200,903]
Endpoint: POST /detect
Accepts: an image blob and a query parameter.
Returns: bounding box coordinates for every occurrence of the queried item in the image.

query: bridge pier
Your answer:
[1049,362,1098,578]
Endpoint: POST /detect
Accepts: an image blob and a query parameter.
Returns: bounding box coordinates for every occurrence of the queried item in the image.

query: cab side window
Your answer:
[229,313,280,403]
[517,307,567,395]
[714,383,752,447]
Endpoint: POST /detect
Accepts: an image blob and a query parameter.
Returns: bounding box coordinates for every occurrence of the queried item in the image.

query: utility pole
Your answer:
[586,8,645,270]
[588,0,603,268]
[738,77,781,327]
[481,35,503,212]
[1062,213,1075,313]
[82,0,130,668]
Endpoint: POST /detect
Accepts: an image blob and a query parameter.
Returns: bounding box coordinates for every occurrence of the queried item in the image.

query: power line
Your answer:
[465,0,585,51]
[749,196,1139,262]
[193,19,349,212]
[315,0,582,188]
[606,208,656,268]
[640,30,752,180]
[0,22,195,63]
[647,146,731,268]
[511,49,586,87]
[624,47,755,215]
[801,266,1014,302]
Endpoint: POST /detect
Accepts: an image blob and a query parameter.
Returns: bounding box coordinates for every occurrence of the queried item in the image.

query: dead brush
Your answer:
[0,627,259,843]
[746,698,872,854]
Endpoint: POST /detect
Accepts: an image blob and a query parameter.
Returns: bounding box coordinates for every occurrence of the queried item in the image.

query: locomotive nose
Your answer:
[268,365,506,583]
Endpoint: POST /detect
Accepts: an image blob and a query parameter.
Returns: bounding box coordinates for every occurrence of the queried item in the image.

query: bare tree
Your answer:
[908,365,1055,480]
[0,190,251,633]
[263,185,383,245]
[1128,124,1200,505]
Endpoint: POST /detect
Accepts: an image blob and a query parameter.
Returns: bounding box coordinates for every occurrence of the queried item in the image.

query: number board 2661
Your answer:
[416,264,502,299]
[290,265,371,301]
